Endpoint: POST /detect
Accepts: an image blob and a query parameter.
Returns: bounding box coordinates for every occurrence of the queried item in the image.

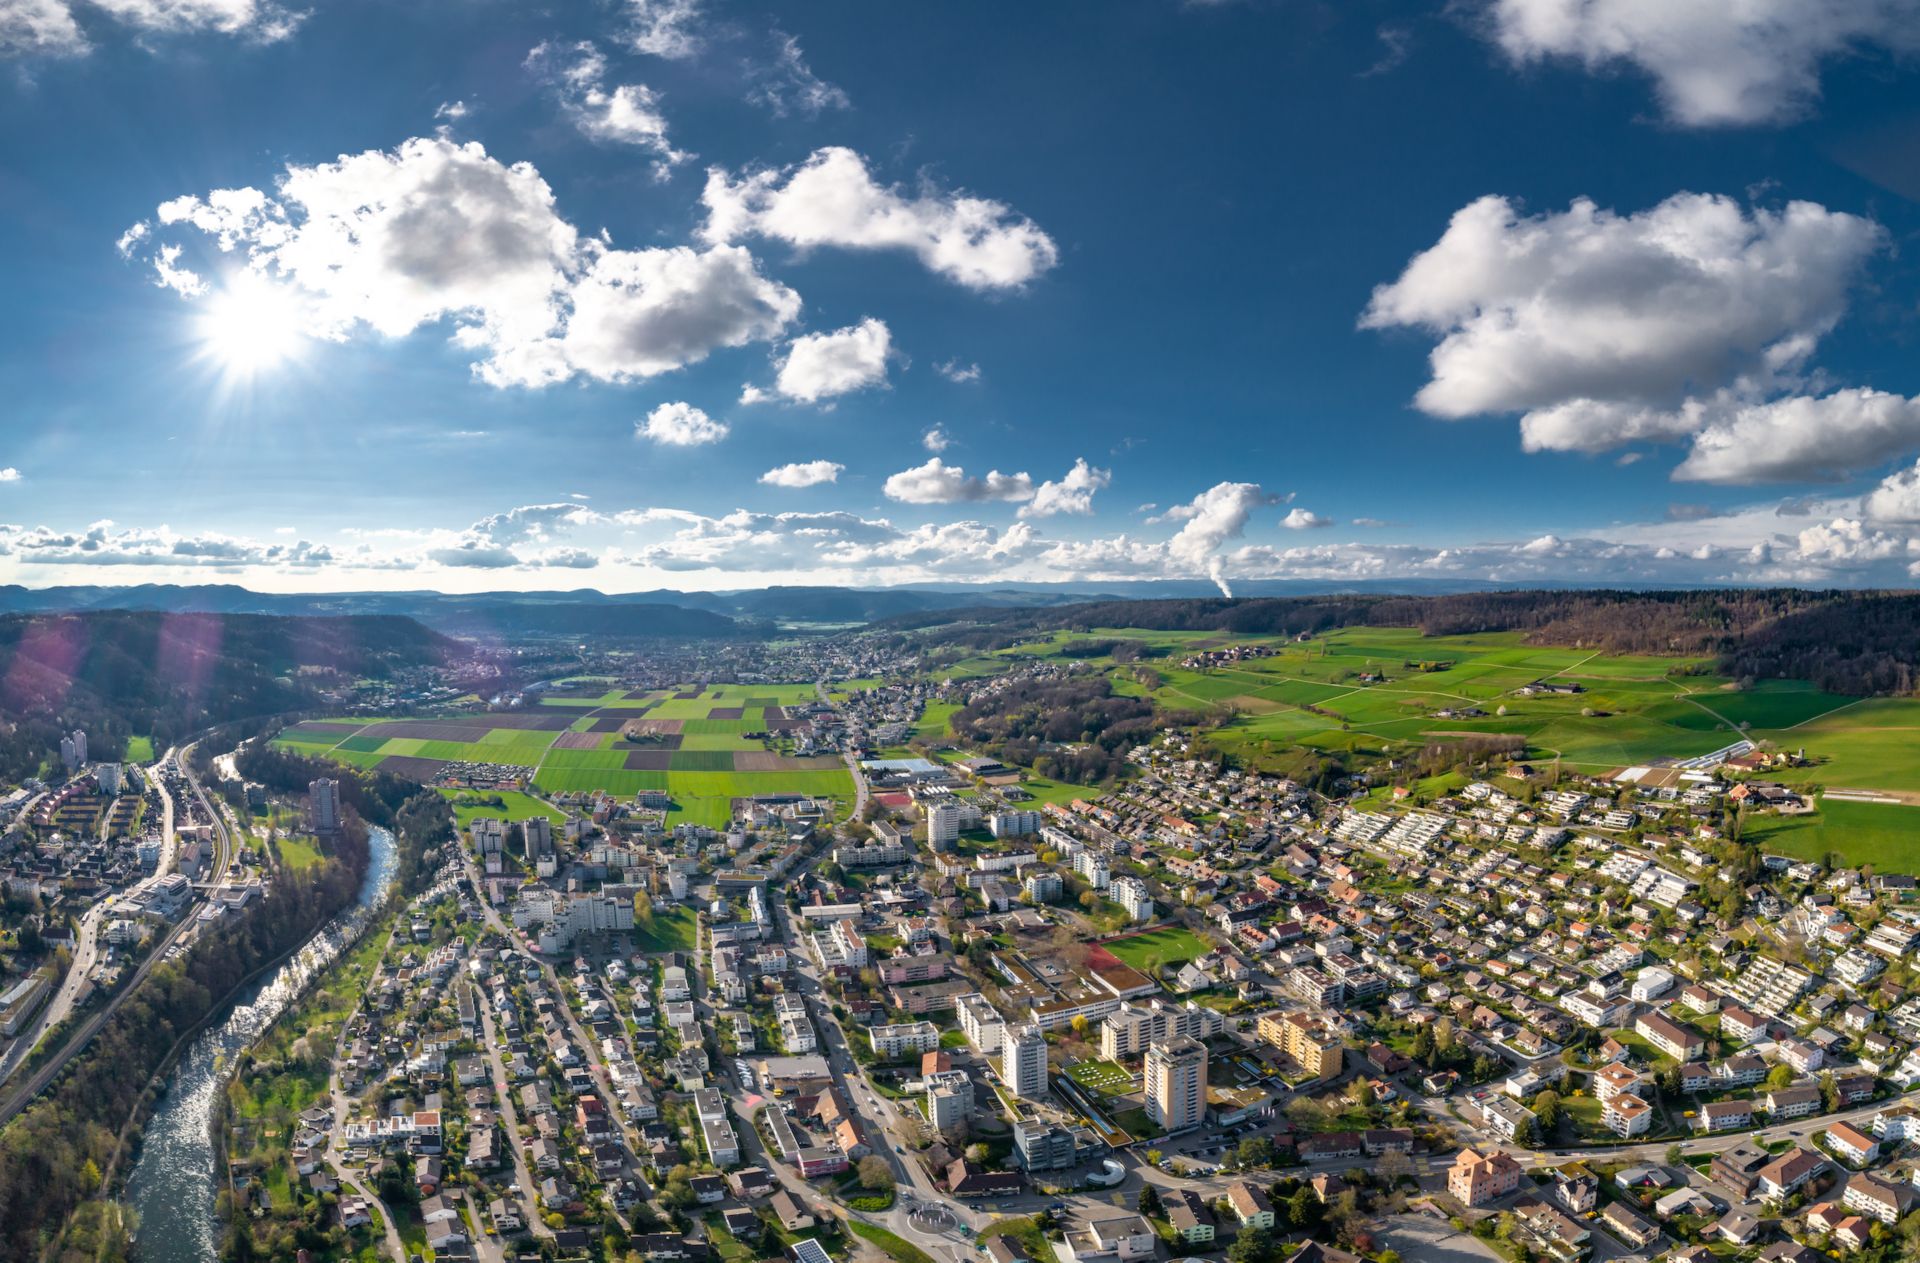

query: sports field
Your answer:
[273,684,853,830]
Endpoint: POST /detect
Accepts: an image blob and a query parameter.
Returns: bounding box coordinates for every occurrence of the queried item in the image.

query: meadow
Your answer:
[958,625,1894,782]
[1744,797,1920,871]
[922,621,1920,868]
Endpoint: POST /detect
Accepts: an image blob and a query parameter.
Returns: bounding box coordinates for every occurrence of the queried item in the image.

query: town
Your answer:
[72,617,1910,1263]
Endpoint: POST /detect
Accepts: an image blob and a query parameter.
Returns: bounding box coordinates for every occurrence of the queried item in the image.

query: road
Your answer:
[324,925,408,1263]
[0,752,182,1086]
[475,993,552,1243]
[459,847,645,1226]
[813,681,868,818]
[0,740,243,1126]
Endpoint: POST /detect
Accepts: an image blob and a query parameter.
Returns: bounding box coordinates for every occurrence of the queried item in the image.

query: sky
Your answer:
[6,0,1920,593]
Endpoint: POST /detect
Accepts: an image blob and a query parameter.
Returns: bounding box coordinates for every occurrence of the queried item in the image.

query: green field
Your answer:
[272,685,855,830]
[441,789,566,830]
[913,701,959,744]
[1745,797,1920,872]
[632,905,699,952]
[1100,926,1210,975]
[124,735,156,763]
[276,836,323,870]
[944,626,1902,794]
[1064,1058,1135,1096]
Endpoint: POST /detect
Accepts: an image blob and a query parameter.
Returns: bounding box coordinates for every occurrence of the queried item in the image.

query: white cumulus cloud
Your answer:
[1866,459,1920,523]
[130,136,802,390]
[527,41,688,176]
[1362,192,1884,454]
[1282,508,1333,530]
[558,244,800,386]
[701,146,1058,291]
[775,317,891,402]
[882,457,1033,505]
[1673,389,1920,484]
[1481,0,1920,127]
[1020,458,1111,519]
[922,426,952,453]
[759,460,844,488]
[4,0,302,58]
[637,401,728,446]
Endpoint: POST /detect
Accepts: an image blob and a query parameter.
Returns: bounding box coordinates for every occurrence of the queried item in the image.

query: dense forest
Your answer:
[0,611,462,781]
[949,675,1207,785]
[886,589,1920,697]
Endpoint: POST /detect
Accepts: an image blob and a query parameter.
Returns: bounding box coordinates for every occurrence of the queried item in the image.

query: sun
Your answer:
[196,273,308,376]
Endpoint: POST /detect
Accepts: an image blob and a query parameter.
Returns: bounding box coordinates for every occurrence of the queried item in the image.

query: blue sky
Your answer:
[5,0,1920,591]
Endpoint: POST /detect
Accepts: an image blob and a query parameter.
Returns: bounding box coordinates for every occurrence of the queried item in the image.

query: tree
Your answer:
[1530,1089,1561,1132]
[1138,1185,1161,1216]
[1070,1015,1089,1039]
[1079,891,1099,912]
[1820,1070,1839,1113]
[857,1155,894,1190]
[1227,1226,1277,1263]
[1286,1187,1321,1231]
[1236,1136,1275,1169]
[1377,1149,1413,1185]
[1766,1062,1795,1090]
[965,1143,989,1163]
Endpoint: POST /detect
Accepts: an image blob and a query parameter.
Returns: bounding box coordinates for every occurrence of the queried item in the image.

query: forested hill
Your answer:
[0,611,461,776]
[884,589,1920,696]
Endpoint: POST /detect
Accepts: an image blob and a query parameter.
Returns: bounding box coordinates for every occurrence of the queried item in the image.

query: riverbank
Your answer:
[0,823,374,1263]
[121,824,397,1263]
[217,905,401,1262]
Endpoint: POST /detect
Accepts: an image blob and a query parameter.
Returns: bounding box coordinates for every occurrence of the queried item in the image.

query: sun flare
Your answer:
[196,274,307,376]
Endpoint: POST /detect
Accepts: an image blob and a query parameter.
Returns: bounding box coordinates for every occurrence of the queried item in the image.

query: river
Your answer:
[124,825,397,1262]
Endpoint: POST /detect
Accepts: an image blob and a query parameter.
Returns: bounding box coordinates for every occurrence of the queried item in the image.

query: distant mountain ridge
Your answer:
[0,576,1698,633]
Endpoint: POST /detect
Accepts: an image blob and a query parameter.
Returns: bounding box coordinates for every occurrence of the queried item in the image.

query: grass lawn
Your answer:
[1745,797,1920,872]
[979,1218,1051,1261]
[1065,1058,1135,1096]
[124,735,156,763]
[277,836,323,870]
[913,702,959,744]
[850,1220,936,1263]
[632,905,699,952]
[442,789,565,830]
[705,1217,759,1263]
[1101,926,1210,974]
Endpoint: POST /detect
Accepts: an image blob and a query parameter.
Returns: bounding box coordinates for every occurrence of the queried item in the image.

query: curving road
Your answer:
[0,742,233,1126]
